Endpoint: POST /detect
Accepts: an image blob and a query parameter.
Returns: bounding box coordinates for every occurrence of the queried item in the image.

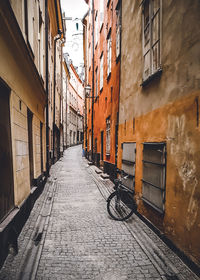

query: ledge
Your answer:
[141,68,162,87]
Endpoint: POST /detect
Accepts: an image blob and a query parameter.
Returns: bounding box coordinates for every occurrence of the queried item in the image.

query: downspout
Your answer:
[91,0,94,162]
[45,0,49,176]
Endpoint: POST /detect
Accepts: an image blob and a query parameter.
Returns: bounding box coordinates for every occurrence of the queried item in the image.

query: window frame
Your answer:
[107,30,112,78]
[142,0,162,86]
[115,0,121,61]
[95,12,98,47]
[95,66,98,98]
[100,0,104,31]
[100,53,104,91]
[142,142,166,213]
[106,117,111,155]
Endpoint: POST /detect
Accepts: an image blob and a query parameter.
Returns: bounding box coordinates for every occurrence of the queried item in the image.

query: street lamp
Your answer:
[85,84,91,97]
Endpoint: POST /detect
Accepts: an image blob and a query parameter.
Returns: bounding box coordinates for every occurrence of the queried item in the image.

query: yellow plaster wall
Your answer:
[0,11,46,206]
[118,92,200,265]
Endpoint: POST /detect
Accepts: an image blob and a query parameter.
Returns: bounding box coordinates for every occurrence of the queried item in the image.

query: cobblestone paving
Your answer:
[0,145,199,280]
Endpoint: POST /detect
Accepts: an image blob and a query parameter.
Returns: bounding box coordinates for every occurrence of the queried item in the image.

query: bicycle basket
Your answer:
[119,189,137,211]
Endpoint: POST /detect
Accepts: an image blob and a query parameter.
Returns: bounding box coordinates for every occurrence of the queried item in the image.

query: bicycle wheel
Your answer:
[107,191,135,221]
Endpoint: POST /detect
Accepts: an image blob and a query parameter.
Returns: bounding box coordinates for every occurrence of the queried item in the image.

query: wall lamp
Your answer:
[84,84,92,98]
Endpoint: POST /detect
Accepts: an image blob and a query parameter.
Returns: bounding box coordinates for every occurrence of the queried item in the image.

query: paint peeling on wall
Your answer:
[167,114,198,230]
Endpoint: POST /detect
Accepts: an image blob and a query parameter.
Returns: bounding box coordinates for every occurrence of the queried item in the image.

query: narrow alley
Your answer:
[0,145,199,280]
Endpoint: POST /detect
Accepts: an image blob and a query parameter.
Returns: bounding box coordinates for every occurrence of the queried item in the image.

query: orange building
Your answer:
[83,0,121,178]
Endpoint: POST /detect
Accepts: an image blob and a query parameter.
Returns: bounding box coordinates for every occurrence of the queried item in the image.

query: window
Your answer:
[116,1,121,59]
[106,117,111,154]
[89,130,91,151]
[142,0,161,83]
[95,13,98,46]
[100,0,104,30]
[100,53,104,90]
[89,43,91,69]
[107,31,112,77]
[142,143,166,213]
[95,67,98,98]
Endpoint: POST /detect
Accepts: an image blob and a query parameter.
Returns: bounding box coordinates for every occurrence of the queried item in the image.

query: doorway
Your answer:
[40,122,43,172]
[27,109,34,186]
[0,80,14,222]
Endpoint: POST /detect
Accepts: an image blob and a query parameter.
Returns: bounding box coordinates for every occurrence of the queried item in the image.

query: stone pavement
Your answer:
[0,145,199,280]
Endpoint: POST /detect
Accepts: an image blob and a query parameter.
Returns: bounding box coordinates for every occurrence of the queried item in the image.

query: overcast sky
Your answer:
[61,0,88,20]
[61,0,88,72]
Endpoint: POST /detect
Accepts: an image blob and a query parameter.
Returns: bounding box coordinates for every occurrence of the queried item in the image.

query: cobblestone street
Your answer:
[0,145,199,280]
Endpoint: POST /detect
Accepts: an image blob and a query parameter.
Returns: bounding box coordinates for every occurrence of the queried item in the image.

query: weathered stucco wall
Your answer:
[120,0,200,121]
[118,0,200,266]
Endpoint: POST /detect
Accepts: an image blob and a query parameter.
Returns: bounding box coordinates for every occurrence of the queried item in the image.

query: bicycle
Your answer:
[107,171,137,221]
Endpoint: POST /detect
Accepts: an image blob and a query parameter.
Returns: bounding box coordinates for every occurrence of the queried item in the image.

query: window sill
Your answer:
[141,68,162,87]
[100,23,104,33]
[107,0,111,7]
[94,96,99,102]
[142,196,164,214]
[116,54,120,64]
[107,72,111,82]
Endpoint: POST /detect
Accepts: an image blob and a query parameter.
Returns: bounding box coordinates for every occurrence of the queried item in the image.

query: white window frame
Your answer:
[116,2,121,59]
[107,32,112,77]
[100,53,104,90]
[100,0,104,30]
[106,117,111,155]
[95,12,98,47]
[88,43,91,69]
[142,0,162,83]
[95,66,98,98]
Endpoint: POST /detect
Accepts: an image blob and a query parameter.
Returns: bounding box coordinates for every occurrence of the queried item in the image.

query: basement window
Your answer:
[142,143,166,213]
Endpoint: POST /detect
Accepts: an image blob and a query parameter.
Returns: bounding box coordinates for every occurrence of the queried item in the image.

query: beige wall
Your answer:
[0,2,46,206]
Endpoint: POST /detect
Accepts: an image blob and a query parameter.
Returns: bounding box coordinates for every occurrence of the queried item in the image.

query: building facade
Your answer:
[0,0,64,266]
[63,57,84,147]
[118,0,200,267]
[83,0,121,178]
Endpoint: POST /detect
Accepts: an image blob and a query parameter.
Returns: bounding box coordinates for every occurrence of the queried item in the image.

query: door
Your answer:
[101,131,104,161]
[121,142,136,190]
[0,80,14,222]
[27,109,34,186]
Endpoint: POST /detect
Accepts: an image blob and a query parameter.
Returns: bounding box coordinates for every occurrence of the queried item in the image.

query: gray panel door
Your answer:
[121,142,136,190]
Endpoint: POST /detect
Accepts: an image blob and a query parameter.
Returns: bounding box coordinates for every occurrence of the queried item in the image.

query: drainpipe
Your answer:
[91,0,94,162]
[45,0,49,176]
